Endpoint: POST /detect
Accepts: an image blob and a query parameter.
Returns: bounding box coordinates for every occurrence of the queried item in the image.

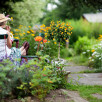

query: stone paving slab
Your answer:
[92,93,102,99]
[64,65,91,73]
[69,73,102,85]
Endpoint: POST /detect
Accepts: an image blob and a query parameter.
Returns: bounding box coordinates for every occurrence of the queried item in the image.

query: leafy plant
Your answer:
[74,36,93,55]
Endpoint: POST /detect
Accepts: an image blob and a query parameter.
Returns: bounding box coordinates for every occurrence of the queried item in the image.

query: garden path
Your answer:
[64,61,102,85]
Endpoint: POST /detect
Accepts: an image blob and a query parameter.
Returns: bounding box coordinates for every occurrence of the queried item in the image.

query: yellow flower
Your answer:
[48,41,50,43]
[15,29,19,31]
[54,42,57,44]
[92,49,95,52]
[40,24,45,28]
[28,26,31,28]
[30,30,34,33]
[66,39,69,42]
[11,17,13,21]
[43,67,46,71]
[23,33,25,35]
[31,34,35,36]
[45,33,47,35]
[40,42,43,44]
[53,38,55,40]
[10,31,13,34]
[27,31,30,33]
[98,34,102,39]
[29,82,34,86]
[52,32,54,35]
[14,37,19,39]
[48,80,53,83]
[61,32,63,34]
[19,27,21,29]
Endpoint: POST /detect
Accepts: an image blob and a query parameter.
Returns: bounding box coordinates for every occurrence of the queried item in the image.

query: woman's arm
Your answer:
[7,32,12,48]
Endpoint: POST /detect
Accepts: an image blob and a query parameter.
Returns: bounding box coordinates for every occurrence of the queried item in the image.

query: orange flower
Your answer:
[43,39,47,43]
[48,80,53,83]
[34,36,42,42]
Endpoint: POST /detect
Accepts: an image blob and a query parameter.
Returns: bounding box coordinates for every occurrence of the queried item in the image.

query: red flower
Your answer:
[43,39,47,43]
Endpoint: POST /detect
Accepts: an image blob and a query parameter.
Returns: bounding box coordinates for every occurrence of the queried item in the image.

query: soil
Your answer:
[1,89,74,102]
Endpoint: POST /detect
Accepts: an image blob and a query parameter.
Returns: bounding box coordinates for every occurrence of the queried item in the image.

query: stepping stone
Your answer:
[69,73,102,85]
[64,65,91,73]
[92,93,102,99]
[61,89,88,102]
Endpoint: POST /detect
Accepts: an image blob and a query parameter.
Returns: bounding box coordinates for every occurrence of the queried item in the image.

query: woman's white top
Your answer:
[0,27,11,59]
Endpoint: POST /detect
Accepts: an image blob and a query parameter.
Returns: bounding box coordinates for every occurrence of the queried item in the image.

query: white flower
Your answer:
[82,52,86,54]
[92,51,97,56]
[92,59,94,61]
[95,55,99,57]
[99,57,101,60]
[87,50,90,52]
[89,57,92,59]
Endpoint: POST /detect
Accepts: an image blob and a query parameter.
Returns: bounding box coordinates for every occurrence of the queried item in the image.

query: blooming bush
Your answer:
[43,21,73,58]
[45,21,73,42]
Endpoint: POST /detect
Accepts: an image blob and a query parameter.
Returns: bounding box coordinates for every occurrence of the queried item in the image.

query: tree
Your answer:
[0,0,23,14]
[9,0,46,27]
[71,0,102,11]
[41,0,98,24]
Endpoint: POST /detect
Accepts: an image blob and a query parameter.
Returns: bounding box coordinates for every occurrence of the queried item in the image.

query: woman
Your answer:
[0,14,29,66]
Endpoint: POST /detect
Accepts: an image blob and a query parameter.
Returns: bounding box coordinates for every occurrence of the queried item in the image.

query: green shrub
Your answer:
[72,54,89,66]
[74,36,94,55]
[60,48,74,58]
[42,40,58,58]
[65,19,102,46]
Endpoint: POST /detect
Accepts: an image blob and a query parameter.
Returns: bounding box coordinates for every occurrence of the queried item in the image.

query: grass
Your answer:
[79,69,102,73]
[66,83,102,102]
[65,55,89,66]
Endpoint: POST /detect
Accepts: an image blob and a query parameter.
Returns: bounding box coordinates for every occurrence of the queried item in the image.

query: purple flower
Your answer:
[6,15,10,17]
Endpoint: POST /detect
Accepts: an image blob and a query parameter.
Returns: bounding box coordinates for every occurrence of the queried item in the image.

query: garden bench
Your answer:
[0,34,39,63]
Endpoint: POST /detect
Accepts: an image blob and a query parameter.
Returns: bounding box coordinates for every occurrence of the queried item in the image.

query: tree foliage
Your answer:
[42,0,98,24]
[9,0,46,27]
[0,0,23,14]
[71,0,102,11]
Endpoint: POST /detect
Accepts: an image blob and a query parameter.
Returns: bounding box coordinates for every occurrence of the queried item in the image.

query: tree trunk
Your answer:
[66,39,69,49]
[58,42,60,59]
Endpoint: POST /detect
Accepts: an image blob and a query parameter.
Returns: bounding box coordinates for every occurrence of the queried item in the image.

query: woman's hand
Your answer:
[7,32,12,48]
[5,26,11,32]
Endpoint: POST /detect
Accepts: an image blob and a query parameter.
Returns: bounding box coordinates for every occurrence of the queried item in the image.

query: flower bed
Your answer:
[0,55,68,101]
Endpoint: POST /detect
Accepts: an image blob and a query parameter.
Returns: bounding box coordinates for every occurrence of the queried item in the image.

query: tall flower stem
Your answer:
[37,41,40,52]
